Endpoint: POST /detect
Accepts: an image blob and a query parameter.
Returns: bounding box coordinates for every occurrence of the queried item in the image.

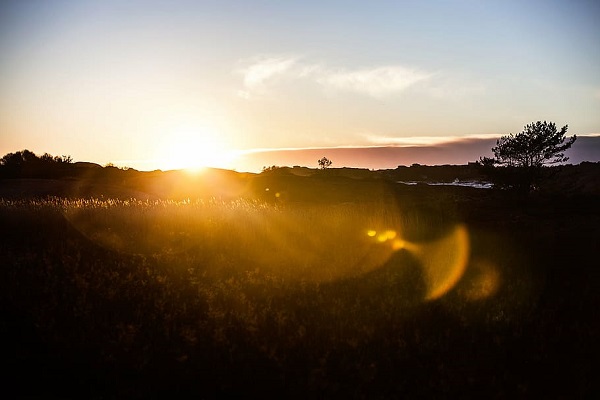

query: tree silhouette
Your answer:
[318,157,332,169]
[480,121,576,191]
[0,150,73,178]
[482,121,576,168]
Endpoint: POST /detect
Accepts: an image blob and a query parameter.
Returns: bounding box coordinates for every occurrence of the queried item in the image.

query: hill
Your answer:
[2,161,599,201]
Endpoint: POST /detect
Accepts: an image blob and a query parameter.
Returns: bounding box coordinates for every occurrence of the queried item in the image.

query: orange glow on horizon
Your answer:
[156,125,238,171]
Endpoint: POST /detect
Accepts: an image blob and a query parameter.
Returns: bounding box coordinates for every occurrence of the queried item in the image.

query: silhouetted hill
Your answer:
[379,163,486,182]
[73,161,103,169]
[1,160,599,200]
[543,162,600,196]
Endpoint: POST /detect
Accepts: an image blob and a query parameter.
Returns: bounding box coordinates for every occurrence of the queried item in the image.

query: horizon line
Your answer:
[232,132,600,155]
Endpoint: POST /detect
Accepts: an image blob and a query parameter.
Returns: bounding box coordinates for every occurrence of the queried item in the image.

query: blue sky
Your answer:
[1,0,598,171]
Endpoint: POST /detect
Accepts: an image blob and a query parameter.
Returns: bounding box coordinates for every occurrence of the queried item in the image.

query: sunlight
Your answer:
[158,125,236,172]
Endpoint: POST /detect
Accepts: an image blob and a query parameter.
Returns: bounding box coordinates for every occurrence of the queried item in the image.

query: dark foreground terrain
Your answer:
[1,166,599,398]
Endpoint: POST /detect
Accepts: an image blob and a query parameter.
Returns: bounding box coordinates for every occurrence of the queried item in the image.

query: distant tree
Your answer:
[318,157,332,169]
[262,165,281,173]
[483,121,576,168]
[480,121,577,191]
[0,150,73,178]
[0,150,36,178]
[40,153,54,163]
[40,153,72,164]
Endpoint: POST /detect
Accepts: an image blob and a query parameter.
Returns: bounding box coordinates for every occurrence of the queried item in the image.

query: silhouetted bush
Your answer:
[0,150,73,178]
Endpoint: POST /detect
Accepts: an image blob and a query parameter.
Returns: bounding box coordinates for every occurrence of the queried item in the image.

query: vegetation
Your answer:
[0,150,73,178]
[480,121,577,191]
[0,148,598,397]
[261,165,282,172]
[318,157,333,169]
[1,176,597,397]
[486,121,576,168]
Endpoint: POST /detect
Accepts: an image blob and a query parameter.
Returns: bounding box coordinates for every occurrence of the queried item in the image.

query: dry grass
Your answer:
[0,193,596,398]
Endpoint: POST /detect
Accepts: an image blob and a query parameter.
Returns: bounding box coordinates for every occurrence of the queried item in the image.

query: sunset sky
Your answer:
[1,0,599,172]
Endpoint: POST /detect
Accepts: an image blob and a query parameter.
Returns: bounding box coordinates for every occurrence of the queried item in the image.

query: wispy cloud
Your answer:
[236,56,431,99]
[237,56,298,98]
[242,57,297,87]
[424,80,487,99]
[318,66,431,97]
[235,56,487,101]
[363,133,501,147]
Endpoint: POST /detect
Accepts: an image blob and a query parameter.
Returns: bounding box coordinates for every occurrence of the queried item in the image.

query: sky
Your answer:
[1,0,599,172]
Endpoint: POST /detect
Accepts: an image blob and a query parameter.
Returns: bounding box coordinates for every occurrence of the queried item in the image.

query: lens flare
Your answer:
[414,224,470,300]
[367,224,470,301]
[461,259,500,300]
[377,230,397,242]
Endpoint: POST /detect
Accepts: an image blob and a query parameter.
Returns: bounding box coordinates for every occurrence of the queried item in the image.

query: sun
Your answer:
[159,127,236,172]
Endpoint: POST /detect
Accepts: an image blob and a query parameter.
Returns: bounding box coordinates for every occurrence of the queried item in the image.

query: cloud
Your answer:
[424,80,486,99]
[363,133,501,147]
[318,66,431,97]
[236,56,431,99]
[238,56,297,96]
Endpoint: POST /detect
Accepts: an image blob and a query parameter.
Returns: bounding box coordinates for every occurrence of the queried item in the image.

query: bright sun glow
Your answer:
[158,126,236,172]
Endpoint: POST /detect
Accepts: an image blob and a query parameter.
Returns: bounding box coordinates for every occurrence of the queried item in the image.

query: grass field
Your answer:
[0,182,598,398]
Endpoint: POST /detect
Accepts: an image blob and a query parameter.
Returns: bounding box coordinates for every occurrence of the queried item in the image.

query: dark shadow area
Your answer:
[0,159,598,398]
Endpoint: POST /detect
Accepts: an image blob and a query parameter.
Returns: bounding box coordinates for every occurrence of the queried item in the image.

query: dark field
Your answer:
[1,168,598,398]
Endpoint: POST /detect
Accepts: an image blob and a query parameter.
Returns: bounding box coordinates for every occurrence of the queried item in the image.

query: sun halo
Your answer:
[159,127,236,172]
